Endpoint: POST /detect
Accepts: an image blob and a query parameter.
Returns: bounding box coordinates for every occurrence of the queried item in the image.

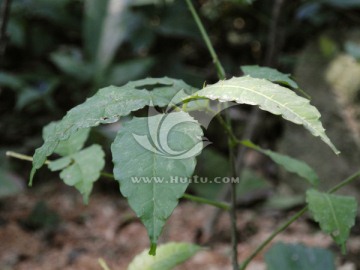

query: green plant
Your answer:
[6,0,360,269]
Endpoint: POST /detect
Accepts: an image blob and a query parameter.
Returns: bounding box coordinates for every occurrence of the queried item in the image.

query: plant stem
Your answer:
[239,169,360,270]
[239,207,307,270]
[184,1,239,268]
[229,144,239,269]
[185,0,225,80]
[100,172,115,179]
[6,151,50,165]
[6,151,230,211]
[182,193,230,211]
[327,170,360,193]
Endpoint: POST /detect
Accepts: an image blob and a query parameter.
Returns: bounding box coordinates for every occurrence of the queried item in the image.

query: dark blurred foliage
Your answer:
[1,0,360,193]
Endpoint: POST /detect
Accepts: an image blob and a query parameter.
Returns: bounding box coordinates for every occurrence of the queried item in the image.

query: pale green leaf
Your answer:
[31,77,196,183]
[43,122,90,156]
[306,189,357,253]
[83,0,109,59]
[111,112,203,253]
[265,242,335,270]
[241,65,299,89]
[84,0,137,73]
[189,76,339,154]
[242,140,319,186]
[128,242,201,270]
[48,145,105,204]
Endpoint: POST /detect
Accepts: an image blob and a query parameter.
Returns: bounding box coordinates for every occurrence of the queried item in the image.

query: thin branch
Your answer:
[240,169,360,270]
[6,151,230,211]
[182,193,230,211]
[229,144,239,269]
[184,1,239,268]
[6,151,50,165]
[185,0,225,80]
[240,207,308,270]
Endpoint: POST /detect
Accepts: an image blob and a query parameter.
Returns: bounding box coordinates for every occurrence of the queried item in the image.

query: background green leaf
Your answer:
[128,242,201,270]
[306,189,357,253]
[241,65,299,89]
[242,140,319,186]
[265,242,335,270]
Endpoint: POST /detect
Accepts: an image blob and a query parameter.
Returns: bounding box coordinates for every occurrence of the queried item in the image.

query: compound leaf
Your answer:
[111,111,203,254]
[48,144,105,204]
[306,189,357,253]
[31,77,197,184]
[189,76,339,154]
[242,140,319,186]
[128,242,201,270]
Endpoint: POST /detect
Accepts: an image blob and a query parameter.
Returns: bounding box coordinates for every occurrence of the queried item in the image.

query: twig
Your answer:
[0,0,12,65]
[184,1,240,268]
[185,0,225,80]
[240,207,308,270]
[6,151,230,211]
[182,193,230,211]
[6,151,50,165]
[240,170,360,270]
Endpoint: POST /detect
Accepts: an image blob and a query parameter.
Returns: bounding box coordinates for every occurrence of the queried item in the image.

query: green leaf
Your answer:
[43,122,90,156]
[242,140,319,186]
[306,189,357,253]
[189,76,339,154]
[241,65,299,89]
[31,77,196,184]
[0,72,24,90]
[50,49,93,82]
[111,112,203,252]
[128,242,201,270]
[265,242,335,270]
[48,145,105,204]
[108,57,155,86]
[83,0,109,59]
[84,0,136,74]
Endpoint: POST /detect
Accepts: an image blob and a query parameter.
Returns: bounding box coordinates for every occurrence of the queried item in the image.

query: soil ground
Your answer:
[0,181,359,270]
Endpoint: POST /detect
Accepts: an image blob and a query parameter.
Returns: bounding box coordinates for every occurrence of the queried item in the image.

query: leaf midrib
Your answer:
[204,82,316,133]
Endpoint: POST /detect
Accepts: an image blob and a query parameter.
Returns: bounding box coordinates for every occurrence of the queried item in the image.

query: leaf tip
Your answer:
[29,167,36,187]
[149,243,157,256]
